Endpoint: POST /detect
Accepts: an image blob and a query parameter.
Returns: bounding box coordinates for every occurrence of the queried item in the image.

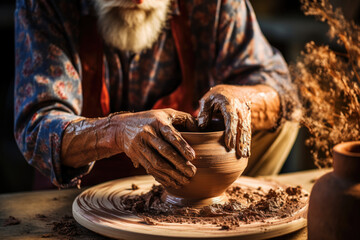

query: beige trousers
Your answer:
[243,121,299,176]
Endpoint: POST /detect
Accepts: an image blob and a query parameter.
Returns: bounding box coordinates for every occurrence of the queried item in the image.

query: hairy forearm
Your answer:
[61,117,118,168]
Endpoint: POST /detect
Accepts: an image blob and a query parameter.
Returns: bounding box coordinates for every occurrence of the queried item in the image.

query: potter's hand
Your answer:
[61,109,197,189]
[198,85,252,158]
[111,109,197,188]
[197,84,281,158]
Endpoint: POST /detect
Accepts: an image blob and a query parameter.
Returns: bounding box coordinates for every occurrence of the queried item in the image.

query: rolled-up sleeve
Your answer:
[14,0,92,188]
[213,0,300,122]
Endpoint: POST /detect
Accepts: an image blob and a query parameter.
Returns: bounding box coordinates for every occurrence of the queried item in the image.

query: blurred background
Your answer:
[1,0,359,193]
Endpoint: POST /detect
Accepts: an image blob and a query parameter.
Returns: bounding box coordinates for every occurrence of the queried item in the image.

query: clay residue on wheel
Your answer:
[118,184,308,230]
[3,216,21,226]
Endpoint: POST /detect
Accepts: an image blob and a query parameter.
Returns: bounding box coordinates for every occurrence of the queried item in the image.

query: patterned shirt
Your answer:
[14,0,292,188]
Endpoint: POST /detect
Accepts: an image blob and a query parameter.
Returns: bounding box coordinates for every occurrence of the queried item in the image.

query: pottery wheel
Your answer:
[73,175,308,240]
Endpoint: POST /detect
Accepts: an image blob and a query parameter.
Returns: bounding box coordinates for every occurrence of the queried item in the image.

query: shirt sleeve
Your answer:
[14,0,93,188]
[213,0,301,123]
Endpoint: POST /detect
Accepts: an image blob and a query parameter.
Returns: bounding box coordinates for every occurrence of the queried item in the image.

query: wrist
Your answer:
[215,84,280,130]
[61,116,120,168]
[249,85,281,130]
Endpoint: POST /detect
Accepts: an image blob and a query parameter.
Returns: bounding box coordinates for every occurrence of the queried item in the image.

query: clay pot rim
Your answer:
[179,130,224,136]
[333,141,360,157]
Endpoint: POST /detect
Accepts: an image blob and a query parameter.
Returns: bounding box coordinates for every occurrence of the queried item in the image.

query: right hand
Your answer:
[111,109,197,188]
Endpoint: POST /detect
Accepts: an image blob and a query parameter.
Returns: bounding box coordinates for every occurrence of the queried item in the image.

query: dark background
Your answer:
[1,0,359,193]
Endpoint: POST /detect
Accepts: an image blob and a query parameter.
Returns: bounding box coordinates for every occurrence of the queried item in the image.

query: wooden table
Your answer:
[0,169,330,240]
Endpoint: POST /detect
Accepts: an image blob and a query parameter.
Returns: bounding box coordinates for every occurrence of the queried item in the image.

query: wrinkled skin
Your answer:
[61,109,197,188]
[62,85,280,187]
[198,84,280,158]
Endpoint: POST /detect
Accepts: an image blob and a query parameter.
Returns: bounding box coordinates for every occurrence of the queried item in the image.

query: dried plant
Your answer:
[291,0,360,168]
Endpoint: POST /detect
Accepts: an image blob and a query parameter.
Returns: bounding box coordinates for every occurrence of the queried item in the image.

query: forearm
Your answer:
[62,109,197,188]
[61,116,119,168]
[244,85,281,131]
[215,84,281,131]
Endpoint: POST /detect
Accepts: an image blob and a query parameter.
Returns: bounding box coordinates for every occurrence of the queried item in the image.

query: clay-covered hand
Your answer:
[61,109,197,189]
[111,109,197,188]
[198,85,252,158]
[197,84,281,158]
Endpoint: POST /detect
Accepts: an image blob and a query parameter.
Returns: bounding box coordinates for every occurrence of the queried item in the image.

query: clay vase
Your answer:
[163,124,248,207]
[308,141,360,240]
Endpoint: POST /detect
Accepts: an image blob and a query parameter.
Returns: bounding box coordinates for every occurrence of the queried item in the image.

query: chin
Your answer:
[94,0,171,52]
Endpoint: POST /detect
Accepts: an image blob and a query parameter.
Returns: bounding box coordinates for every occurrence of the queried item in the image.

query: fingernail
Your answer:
[189,148,196,159]
[185,167,196,177]
[184,146,195,160]
[225,137,230,150]
[225,138,232,151]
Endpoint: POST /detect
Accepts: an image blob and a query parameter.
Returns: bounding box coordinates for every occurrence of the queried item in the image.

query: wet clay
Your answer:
[197,84,281,158]
[51,215,81,237]
[73,176,309,239]
[119,184,307,230]
[61,109,198,189]
[3,216,21,226]
[164,129,248,203]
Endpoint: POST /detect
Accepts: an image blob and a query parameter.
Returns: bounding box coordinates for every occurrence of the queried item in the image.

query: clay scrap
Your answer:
[118,184,308,230]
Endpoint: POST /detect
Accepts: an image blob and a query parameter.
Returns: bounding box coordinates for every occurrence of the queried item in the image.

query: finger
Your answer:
[143,129,196,177]
[169,110,198,132]
[137,151,181,189]
[236,102,252,158]
[140,143,191,186]
[148,166,182,189]
[159,124,196,162]
[217,101,238,151]
[197,96,213,128]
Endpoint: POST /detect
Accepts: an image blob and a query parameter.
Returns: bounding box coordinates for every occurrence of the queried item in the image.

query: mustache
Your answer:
[94,0,168,11]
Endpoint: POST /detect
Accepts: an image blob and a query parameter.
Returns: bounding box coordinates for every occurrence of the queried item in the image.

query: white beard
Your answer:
[94,0,171,53]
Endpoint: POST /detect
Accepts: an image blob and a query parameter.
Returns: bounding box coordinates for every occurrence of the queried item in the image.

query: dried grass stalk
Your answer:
[291,0,360,168]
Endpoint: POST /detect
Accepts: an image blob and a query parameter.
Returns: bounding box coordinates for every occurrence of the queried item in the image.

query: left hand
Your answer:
[197,85,251,158]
